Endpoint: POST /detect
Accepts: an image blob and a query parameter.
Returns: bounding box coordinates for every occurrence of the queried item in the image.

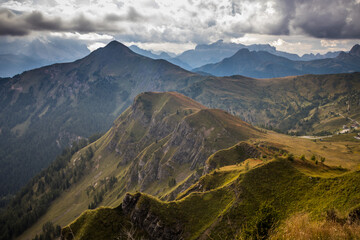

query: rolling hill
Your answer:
[193,44,360,78]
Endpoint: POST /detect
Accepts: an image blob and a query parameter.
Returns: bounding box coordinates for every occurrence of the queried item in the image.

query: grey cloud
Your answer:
[126,7,144,22]
[1,0,360,41]
[105,7,145,22]
[0,7,138,36]
[207,19,216,27]
[0,8,29,36]
[226,0,360,39]
[290,0,360,39]
[25,11,62,30]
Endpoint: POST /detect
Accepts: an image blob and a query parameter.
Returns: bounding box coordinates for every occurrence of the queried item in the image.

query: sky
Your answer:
[0,0,360,55]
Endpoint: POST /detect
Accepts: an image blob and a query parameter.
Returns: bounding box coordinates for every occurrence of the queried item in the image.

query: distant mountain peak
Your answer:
[233,48,250,57]
[349,44,360,56]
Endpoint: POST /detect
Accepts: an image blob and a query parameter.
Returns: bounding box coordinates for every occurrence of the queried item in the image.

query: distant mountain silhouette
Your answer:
[173,40,341,69]
[129,45,192,70]
[194,45,360,78]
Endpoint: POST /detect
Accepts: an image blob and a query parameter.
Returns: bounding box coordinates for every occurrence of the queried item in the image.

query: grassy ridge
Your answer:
[62,150,360,239]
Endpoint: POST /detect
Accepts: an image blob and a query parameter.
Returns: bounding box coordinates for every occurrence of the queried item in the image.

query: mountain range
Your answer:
[130,40,343,70]
[0,39,347,78]
[175,40,342,69]
[194,44,360,78]
[129,45,192,70]
[0,40,359,200]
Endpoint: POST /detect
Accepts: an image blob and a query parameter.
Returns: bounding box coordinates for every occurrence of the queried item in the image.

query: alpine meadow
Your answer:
[0,1,360,240]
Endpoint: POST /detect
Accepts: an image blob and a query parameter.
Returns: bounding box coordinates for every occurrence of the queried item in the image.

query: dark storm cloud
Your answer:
[0,8,29,36]
[291,0,360,39]
[0,7,143,36]
[225,0,360,39]
[24,11,62,31]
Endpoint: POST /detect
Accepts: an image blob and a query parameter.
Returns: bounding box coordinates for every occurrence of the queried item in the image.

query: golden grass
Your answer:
[263,131,360,170]
[271,213,360,240]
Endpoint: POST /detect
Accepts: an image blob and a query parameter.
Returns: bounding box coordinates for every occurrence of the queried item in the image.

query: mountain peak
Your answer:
[349,44,360,56]
[85,40,136,61]
[233,48,250,57]
[103,40,131,52]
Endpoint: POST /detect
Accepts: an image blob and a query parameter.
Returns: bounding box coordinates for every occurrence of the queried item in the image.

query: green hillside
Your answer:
[183,73,360,135]
[62,150,360,240]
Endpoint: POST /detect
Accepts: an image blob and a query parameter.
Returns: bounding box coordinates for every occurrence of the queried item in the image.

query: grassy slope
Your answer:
[182,73,360,135]
[263,131,360,169]
[62,154,360,240]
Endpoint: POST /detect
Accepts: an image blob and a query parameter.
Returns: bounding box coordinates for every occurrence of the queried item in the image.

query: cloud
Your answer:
[0,7,144,36]
[0,0,359,46]
[105,7,145,22]
[291,0,360,39]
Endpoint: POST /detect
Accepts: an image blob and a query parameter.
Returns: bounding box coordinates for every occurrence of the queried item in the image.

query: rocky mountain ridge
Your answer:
[194,44,360,78]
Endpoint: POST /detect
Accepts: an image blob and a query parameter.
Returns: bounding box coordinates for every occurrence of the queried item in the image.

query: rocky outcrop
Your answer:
[122,193,184,240]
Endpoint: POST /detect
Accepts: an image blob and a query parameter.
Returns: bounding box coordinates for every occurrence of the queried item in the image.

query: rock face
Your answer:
[122,193,184,240]
[101,92,260,193]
